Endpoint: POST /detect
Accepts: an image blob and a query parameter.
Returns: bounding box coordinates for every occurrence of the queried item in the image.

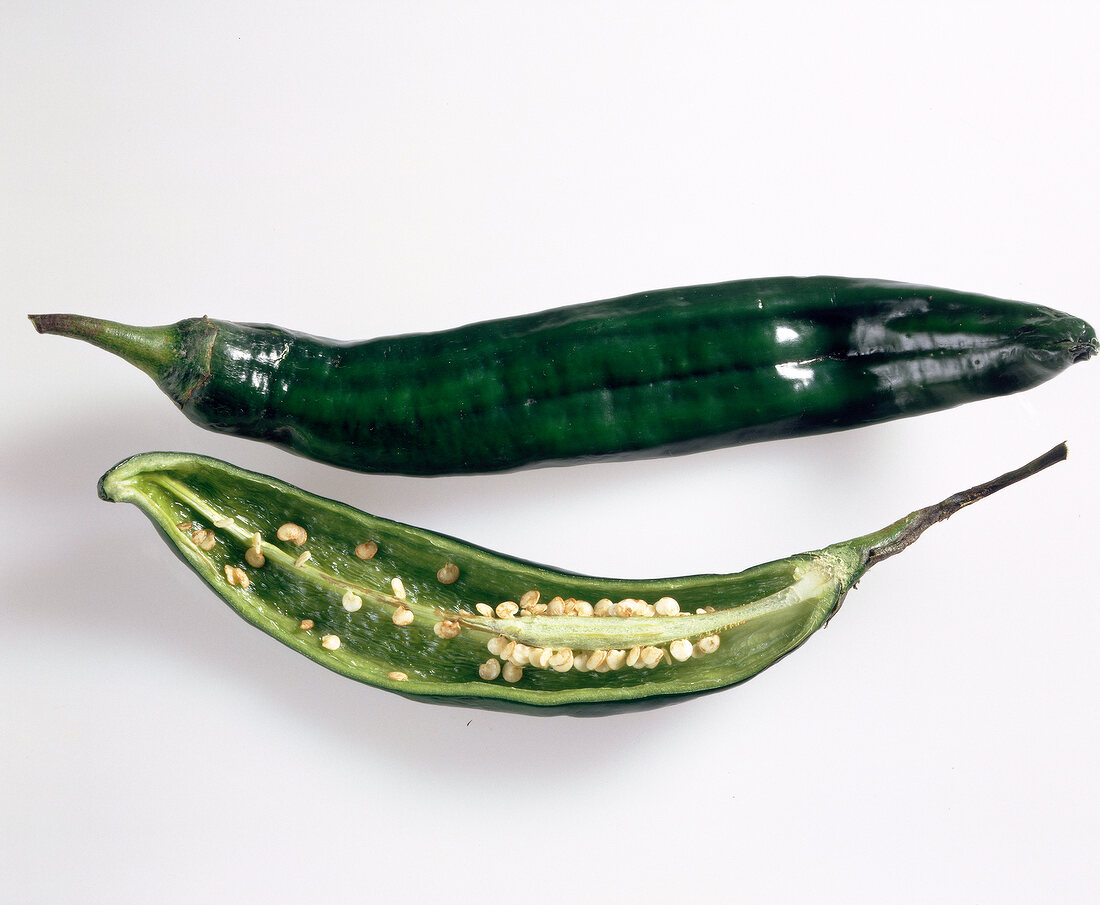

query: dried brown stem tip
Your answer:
[865,442,1069,568]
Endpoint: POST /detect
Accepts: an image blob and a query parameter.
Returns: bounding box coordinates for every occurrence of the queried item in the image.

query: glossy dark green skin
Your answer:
[152,277,1099,474]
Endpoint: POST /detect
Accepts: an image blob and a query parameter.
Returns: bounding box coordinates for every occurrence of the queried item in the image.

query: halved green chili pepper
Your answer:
[98,445,1068,715]
[32,277,1096,475]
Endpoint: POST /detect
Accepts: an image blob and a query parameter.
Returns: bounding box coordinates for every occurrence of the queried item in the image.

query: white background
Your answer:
[2,3,1097,903]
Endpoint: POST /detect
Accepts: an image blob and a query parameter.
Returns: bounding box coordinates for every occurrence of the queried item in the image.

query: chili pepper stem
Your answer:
[30,313,217,406]
[848,442,1069,576]
[29,313,178,381]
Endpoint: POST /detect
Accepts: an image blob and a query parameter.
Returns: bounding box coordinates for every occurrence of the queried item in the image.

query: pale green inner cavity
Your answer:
[152,473,834,657]
[128,466,840,694]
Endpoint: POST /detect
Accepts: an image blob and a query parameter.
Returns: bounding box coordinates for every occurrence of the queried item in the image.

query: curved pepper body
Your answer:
[97,446,1066,715]
[32,277,1097,475]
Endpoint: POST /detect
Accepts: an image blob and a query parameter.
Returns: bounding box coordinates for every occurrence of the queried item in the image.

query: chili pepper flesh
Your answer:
[97,446,1068,715]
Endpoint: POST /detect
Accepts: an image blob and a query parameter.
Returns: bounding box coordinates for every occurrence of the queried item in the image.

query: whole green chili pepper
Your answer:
[32,277,1096,476]
[98,444,1067,715]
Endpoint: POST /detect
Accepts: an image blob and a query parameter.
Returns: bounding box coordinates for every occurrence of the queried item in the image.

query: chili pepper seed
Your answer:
[606,649,627,670]
[277,522,308,545]
[223,565,250,588]
[433,619,461,639]
[549,649,574,672]
[191,528,216,551]
[655,597,680,616]
[694,635,721,655]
